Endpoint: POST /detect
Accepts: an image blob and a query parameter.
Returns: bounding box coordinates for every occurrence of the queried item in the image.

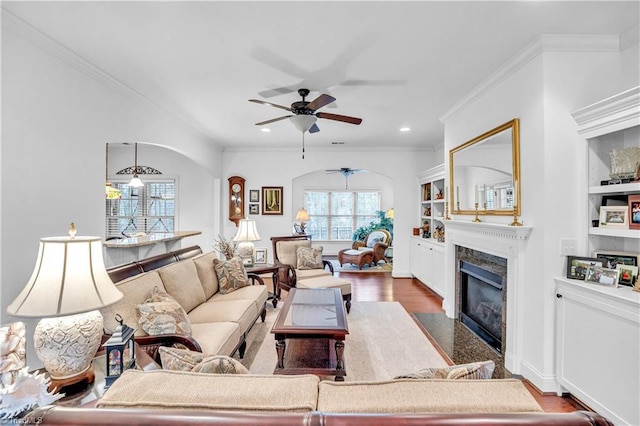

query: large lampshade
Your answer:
[233,218,261,265]
[7,228,123,388]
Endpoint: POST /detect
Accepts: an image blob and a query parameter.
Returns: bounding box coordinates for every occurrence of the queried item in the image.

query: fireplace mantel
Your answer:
[444,220,532,241]
[443,219,533,376]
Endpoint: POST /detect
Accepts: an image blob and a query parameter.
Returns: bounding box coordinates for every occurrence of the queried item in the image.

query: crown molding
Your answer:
[571,86,640,139]
[2,8,219,145]
[439,34,621,124]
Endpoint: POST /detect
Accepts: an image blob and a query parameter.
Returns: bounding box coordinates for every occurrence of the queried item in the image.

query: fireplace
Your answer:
[459,261,503,353]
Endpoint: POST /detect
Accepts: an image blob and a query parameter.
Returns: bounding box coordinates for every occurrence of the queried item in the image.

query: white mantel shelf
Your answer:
[444,220,533,241]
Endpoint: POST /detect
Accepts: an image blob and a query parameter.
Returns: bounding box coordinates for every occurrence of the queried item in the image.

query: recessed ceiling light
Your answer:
[261,128,271,133]
[400,127,411,132]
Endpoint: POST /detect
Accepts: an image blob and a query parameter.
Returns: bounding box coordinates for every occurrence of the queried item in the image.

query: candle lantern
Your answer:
[103,314,136,388]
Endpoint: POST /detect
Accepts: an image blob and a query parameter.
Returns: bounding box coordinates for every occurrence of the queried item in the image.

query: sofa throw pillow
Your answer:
[213,256,249,294]
[135,286,192,336]
[159,346,248,375]
[296,246,324,270]
[394,360,495,380]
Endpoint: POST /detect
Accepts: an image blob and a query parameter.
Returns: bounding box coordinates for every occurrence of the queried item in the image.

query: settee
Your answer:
[24,370,612,425]
[101,246,268,360]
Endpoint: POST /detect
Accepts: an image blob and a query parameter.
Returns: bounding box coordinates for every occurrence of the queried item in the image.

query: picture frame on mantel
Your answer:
[262,186,283,215]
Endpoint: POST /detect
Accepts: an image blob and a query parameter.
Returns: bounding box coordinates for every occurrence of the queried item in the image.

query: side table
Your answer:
[44,342,157,408]
[246,263,280,308]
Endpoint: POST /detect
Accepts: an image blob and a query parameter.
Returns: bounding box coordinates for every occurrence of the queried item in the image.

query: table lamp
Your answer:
[6,224,123,391]
[295,208,310,234]
[233,218,261,266]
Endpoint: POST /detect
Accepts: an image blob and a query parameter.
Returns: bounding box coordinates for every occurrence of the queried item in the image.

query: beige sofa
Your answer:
[24,369,613,424]
[101,247,268,359]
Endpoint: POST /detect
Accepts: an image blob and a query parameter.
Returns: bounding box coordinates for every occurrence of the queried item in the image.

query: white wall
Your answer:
[1,20,223,368]
[441,35,635,392]
[221,147,441,276]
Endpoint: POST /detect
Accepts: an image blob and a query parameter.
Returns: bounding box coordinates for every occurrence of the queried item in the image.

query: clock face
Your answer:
[232,183,241,193]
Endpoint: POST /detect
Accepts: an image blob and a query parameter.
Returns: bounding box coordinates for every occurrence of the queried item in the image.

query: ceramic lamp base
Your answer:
[34,310,103,386]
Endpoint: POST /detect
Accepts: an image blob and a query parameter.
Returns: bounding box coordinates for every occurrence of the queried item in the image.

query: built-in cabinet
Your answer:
[412,164,446,295]
[410,236,445,296]
[417,164,446,242]
[554,87,640,425]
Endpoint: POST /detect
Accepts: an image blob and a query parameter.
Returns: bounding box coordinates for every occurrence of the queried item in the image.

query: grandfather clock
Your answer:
[228,176,245,226]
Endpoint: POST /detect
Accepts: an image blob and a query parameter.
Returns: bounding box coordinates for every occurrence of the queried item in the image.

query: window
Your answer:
[105,180,175,238]
[304,191,380,240]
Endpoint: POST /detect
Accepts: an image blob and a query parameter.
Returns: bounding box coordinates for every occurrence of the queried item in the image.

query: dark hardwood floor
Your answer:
[329,269,587,414]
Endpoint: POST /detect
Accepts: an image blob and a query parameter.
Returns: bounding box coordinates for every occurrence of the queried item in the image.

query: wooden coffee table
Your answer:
[271,288,349,381]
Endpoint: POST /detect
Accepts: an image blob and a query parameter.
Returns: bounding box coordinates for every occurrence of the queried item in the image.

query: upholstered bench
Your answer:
[297,275,352,313]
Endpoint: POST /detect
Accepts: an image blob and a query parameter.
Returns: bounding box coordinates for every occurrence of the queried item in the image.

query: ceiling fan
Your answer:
[326,167,367,189]
[249,88,362,134]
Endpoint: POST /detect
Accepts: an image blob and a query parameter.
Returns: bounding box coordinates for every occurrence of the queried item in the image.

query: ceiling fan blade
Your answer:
[305,94,336,111]
[309,123,320,133]
[249,99,292,112]
[257,87,296,98]
[316,112,363,125]
[255,115,292,126]
[340,78,406,86]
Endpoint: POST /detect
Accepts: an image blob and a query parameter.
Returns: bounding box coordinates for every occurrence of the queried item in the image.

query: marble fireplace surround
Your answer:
[443,220,532,375]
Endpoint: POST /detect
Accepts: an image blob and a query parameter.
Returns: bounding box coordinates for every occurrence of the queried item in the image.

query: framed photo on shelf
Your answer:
[584,265,619,287]
[262,186,283,215]
[249,203,259,215]
[592,250,639,270]
[249,190,260,203]
[629,194,640,230]
[598,206,628,228]
[617,264,638,287]
[254,248,267,264]
[566,256,606,280]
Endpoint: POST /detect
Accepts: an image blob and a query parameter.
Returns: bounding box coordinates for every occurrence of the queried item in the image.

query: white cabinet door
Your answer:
[556,279,639,425]
[410,237,444,296]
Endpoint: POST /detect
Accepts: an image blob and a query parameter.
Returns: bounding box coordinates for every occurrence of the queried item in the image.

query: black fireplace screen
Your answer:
[459,261,503,352]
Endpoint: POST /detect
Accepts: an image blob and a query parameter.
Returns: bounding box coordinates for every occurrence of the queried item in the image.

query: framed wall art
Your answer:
[584,265,619,287]
[262,186,283,215]
[249,190,260,203]
[598,206,628,228]
[629,194,640,230]
[249,203,259,215]
[566,256,606,280]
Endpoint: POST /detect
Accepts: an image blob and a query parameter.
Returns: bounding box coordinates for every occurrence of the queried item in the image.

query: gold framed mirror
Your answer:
[449,118,520,216]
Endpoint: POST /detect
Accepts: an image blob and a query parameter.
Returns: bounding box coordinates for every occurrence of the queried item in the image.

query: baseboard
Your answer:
[391,271,413,278]
[518,360,558,393]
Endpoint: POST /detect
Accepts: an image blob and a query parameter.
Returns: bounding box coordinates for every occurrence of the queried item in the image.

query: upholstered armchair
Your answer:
[338,229,392,269]
[270,235,334,298]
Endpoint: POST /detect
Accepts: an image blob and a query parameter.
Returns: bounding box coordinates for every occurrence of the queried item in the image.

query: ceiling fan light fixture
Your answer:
[289,115,317,133]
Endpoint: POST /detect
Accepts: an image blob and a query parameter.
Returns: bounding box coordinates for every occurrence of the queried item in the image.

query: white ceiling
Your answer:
[3,1,638,151]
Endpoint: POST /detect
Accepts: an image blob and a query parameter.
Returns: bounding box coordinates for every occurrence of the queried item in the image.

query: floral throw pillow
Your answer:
[213,257,249,294]
[296,246,324,270]
[159,346,248,374]
[135,286,192,336]
[394,360,495,380]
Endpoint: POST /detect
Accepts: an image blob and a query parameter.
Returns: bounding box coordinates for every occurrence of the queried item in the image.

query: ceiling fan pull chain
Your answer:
[302,132,305,159]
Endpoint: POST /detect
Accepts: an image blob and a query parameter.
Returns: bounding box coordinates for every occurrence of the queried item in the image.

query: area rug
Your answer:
[329,259,393,273]
[234,301,448,381]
